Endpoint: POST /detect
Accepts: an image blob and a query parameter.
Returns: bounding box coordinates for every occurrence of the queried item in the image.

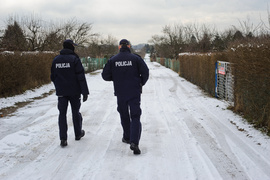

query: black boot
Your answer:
[130,143,141,155]
[60,140,67,147]
[75,130,85,140]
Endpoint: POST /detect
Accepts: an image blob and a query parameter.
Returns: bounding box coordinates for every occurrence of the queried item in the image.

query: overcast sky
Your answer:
[0,0,269,45]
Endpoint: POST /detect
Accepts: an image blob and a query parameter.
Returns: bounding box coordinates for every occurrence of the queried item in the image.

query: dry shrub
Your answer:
[179,53,223,96]
[0,52,57,97]
[227,42,270,131]
[158,43,270,132]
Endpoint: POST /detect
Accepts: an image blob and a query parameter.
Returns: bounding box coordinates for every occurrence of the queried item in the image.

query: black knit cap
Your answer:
[119,39,130,45]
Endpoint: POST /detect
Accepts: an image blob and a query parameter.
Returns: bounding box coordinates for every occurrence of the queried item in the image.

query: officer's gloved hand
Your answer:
[83,94,88,102]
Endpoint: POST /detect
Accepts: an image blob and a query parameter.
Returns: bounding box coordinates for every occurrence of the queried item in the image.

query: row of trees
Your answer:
[149,17,270,59]
[0,15,119,58]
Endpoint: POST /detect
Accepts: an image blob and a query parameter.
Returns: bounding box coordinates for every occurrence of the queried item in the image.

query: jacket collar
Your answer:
[60,48,74,54]
[60,49,79,58]
[120,46,131,53]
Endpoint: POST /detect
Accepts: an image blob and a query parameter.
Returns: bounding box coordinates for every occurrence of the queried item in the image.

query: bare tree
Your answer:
[13,15,98,51]
[162,24,186,58]
[259,4,270,37]
[198,33,212,52]
[149,24,187,58]
[236,16,263,37]
[0,14,131,58]
[81,34,118,58]
[42,28,63,51]
[21,14,48,51]
[150,23,218,56]
[99,34,118,58]
[184,23,200,51]
[149,34,169,58]
[61,18,97,46]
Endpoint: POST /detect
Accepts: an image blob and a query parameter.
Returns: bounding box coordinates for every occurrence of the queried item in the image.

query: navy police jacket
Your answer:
[101,47,149,98]
[51,49,89,96]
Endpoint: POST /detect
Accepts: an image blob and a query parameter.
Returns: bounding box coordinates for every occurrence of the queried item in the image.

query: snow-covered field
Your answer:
[0,54,270,180]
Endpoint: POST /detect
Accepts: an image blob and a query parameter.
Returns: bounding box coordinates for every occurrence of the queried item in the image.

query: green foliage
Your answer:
[1,21,27,51]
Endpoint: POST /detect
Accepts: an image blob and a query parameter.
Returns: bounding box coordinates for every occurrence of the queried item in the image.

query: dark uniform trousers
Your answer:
[58,95,82,140]
[117,95,142,145]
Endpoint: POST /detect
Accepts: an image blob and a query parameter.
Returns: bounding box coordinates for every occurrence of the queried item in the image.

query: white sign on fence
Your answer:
[218,62,226,75]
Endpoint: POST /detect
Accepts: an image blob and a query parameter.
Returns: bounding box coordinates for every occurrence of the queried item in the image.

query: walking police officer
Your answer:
[51,39,89,147]
[102,39,149,154]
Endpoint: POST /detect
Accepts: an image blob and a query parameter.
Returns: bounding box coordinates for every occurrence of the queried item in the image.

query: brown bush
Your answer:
[227,43,270,131]
[0,52,57,97]
[161,44,270,133]
[179,53,224,96]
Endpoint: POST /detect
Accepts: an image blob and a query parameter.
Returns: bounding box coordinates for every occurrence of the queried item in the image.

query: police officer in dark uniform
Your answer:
[51,39,89,147]
[102,39,149,155]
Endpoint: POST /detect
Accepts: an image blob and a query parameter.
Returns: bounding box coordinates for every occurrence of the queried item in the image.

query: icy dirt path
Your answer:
[0,54,270,180]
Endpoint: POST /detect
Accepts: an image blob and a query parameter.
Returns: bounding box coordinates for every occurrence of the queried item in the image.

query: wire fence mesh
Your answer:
[80,57,107,73]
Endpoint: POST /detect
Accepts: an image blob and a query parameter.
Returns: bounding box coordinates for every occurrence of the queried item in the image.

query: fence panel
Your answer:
[80,57,107,73]
[215,61,234,103]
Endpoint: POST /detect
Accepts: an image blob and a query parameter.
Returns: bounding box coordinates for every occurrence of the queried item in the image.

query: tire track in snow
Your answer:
[158,68,270,179]
[150,67,222,179]
[167,73,248,179]
[175,78,270,179]
[142,69,194,179]
[162,70,249,179]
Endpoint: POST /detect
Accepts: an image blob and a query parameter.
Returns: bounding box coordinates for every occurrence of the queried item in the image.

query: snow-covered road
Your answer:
[0,54,270,180]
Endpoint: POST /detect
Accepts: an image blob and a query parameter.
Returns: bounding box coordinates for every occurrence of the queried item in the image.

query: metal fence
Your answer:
[166,59,180,74]
[156,57,180,74]
[80,57,107,73]
[215,61,234,103]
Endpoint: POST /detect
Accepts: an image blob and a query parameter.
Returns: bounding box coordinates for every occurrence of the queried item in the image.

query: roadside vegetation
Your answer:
[148,14,270,134]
